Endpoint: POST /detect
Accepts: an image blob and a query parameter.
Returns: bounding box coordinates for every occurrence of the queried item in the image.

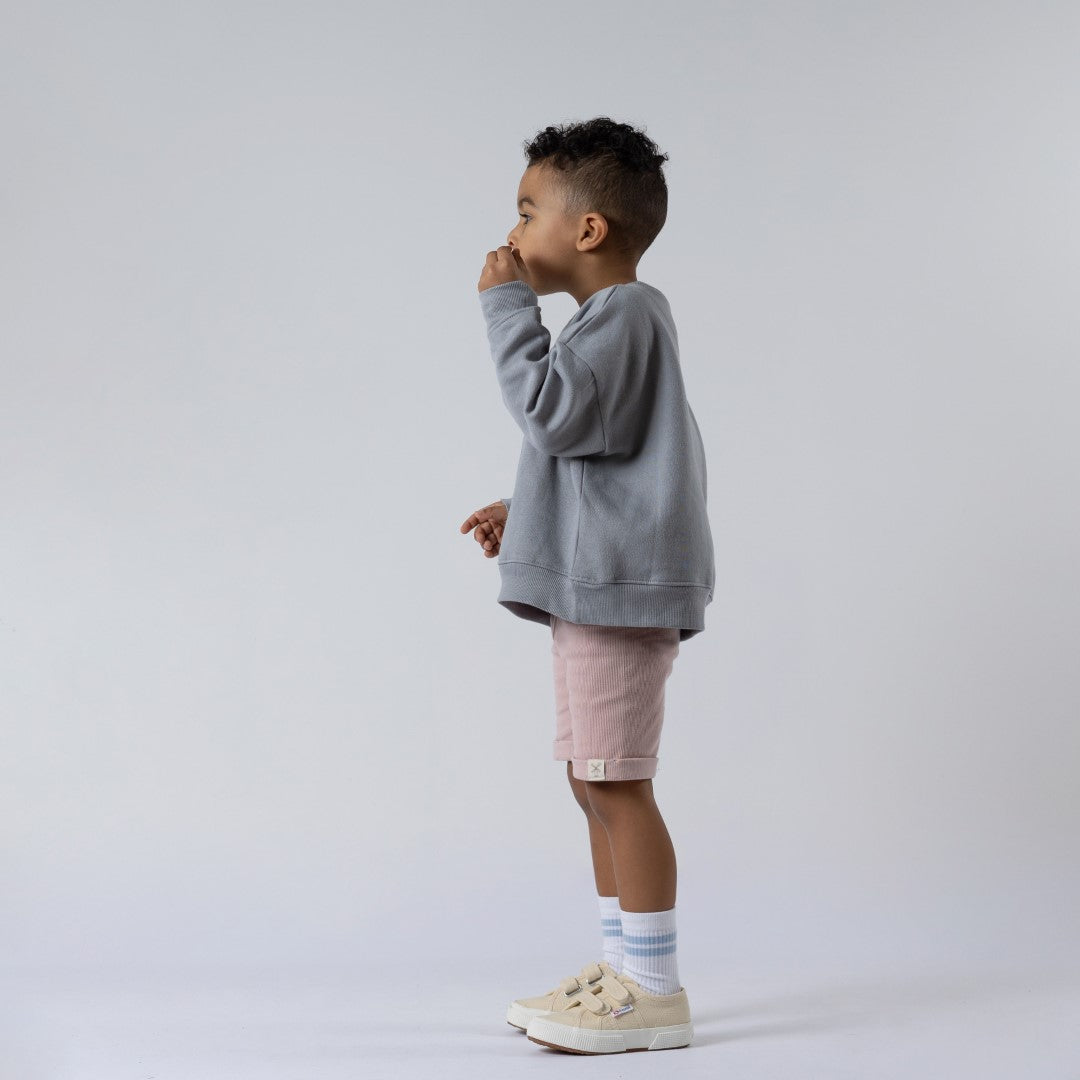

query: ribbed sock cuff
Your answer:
[619,905,680,996]
[598,894,623,972]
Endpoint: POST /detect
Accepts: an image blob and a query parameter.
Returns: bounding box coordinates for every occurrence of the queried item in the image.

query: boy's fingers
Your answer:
[460,507,506,533]
[460,511,491,531]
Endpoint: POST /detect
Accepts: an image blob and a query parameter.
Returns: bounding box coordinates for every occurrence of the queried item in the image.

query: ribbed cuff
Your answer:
[478,279,537,323]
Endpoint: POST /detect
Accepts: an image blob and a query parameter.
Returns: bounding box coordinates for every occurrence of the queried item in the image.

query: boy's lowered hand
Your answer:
[478,245,525,292]
[459,500,508,558]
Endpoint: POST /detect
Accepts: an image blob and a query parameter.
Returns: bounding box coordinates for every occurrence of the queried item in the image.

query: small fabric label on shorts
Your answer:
[587,759,606,779]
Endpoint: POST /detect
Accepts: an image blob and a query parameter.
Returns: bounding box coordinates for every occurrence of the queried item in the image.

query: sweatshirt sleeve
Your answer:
[501,496,512,513]
[479,280,644,458]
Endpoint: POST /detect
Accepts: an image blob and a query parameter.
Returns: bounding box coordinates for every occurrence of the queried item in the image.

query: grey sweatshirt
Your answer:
[478,278,715,641]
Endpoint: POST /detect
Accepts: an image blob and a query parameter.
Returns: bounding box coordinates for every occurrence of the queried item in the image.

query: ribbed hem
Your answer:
[599,894,624,970]
[497,559,709,640]
[619,906,681,996]
[477,279,537,324]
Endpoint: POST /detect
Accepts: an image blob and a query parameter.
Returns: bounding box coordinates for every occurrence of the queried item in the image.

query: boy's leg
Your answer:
[585,778,681,996]
[567,762,617,896]
[567,762,623,970]
[583,777,676,912]
[554,616,682,987]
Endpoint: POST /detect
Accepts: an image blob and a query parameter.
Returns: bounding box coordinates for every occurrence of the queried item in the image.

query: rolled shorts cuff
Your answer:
[556,751,658,782]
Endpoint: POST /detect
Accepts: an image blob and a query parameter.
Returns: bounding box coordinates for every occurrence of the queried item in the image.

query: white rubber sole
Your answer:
[506,1002,552,1031]
[526,1015,693,1054]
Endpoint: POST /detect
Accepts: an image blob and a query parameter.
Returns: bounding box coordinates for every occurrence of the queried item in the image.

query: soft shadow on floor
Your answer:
[690,965,1080,1047]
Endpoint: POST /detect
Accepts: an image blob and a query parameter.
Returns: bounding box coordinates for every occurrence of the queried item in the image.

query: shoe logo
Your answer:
[611,1004,634,1017]
[587,759,606,779]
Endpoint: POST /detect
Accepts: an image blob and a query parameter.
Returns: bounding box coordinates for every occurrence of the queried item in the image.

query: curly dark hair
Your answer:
[522,116,669,262]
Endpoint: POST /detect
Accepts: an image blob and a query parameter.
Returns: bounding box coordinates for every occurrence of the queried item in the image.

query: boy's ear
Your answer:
[576,211,609,252]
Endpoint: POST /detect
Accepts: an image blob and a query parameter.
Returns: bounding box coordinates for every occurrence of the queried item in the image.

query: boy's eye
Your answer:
[519,213,531,222]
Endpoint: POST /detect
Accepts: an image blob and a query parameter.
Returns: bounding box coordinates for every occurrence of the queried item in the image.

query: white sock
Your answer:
[598,894,623,971]
[619,906,680,996]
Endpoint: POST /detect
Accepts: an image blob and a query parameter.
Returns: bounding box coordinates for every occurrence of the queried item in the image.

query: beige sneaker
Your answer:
[506,961,607,1031]
[525,962,692,1054]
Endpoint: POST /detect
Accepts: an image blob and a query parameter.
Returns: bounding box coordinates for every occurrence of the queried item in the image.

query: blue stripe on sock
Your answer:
[622,931,677,946]
[624,944,677,956]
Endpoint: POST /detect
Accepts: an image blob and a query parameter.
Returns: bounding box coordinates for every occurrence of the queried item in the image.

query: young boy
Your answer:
[459,117,715,1055]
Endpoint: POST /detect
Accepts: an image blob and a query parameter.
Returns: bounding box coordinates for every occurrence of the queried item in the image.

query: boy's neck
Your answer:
[568,265,640,307]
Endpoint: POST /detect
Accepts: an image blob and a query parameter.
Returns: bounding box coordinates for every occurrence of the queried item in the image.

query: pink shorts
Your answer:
[550,614,681,782]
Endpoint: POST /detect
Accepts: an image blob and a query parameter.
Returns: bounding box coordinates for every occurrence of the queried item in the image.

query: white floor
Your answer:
[6,958,1078,1080]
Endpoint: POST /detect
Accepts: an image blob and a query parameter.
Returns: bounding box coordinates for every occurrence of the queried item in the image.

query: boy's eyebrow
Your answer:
[517,196,537,208]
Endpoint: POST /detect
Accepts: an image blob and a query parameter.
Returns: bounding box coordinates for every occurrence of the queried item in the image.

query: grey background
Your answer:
[2,1,1078,1077]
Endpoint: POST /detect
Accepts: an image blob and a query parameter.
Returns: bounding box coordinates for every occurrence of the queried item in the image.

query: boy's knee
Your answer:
[584,778,653,821]
[567,762,592,813]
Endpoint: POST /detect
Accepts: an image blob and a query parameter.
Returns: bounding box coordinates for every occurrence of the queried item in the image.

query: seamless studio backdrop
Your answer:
[2,1,1079,1077]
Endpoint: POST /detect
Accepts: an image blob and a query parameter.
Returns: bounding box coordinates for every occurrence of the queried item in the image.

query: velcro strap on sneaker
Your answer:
[598,974,631,1006]
[579,962,604,984]
[571,973,634,1015]
[559,962,604,997]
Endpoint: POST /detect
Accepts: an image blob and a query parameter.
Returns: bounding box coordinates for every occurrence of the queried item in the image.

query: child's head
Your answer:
[506,117,669,300]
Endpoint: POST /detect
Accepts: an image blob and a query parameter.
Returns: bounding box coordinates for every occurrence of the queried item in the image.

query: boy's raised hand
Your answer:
[459,500,508,558]
[478,245,525,292]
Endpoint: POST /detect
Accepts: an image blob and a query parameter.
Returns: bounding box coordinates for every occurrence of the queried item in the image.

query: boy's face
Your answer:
[506,164,583,296]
